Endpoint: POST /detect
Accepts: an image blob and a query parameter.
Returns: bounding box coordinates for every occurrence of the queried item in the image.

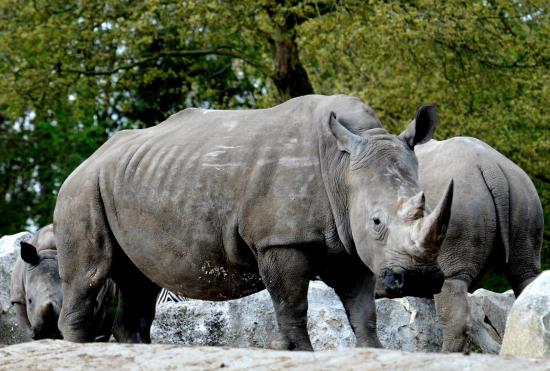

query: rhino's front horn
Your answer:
[413,179,454,255]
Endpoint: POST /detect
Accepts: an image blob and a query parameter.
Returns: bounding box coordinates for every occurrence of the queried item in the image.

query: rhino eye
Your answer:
[372,217,384,232]
[370,215,387,240]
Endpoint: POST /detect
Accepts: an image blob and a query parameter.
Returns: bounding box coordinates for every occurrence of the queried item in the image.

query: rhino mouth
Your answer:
[377,266,444,299]
[32,324,63,340]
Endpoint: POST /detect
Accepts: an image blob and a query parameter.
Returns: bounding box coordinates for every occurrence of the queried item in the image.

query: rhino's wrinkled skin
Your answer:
[10,224,116,341]
[415,137,543,353]
[54,95,453,350]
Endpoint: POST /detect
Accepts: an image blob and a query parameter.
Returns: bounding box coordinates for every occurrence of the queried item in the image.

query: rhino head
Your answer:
[329,105,452,298]
[20,241,63,340]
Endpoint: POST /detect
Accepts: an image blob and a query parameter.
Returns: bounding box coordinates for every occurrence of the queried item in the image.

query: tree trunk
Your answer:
[271,34,314,100]
[266,2,314,101]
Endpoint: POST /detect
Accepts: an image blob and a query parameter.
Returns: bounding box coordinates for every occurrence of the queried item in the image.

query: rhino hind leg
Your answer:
[111,248,161,343]
[56,213,114,342]
[434,278,470,352]
[505,270,539,297]
[258,246,314,351]
[503,236,541,297]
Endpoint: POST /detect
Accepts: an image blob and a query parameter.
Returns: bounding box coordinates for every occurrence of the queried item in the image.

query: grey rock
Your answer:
[469,288,515,339]
[152,281,440,352]
[501,270,550,358]
[376,296,442,352]
[152,282,519,354]
[151,282,356,351]
[0,232,33,345]
[2,340,550,370]
[465,288,515,353]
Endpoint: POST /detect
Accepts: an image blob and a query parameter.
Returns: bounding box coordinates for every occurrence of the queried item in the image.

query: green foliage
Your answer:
[298,0,550,274]
[0,1,548,286]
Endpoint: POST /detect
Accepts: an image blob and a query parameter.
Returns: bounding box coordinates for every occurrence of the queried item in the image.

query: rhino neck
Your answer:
[316,120,356,257]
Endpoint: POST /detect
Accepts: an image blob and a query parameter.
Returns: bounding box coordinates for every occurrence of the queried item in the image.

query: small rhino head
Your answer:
[20,240,63,340]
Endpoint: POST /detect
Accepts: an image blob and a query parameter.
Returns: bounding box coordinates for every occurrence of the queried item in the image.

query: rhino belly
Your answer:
[112,209,264,301]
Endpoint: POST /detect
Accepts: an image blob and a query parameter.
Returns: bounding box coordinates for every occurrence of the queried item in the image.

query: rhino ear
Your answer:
[399,105,438,149]
[20,241,39,266]
[328,112,364,154]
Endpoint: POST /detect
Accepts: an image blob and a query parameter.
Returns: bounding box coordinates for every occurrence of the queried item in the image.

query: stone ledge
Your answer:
[0,340,548,371]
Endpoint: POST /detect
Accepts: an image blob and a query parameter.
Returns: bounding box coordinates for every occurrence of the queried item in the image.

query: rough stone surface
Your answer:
[0,232,33,345]
[151,282,357,351]
[152,281,442,352]
[469,288,515,340]
[501,271,550,358]
[465,288,515,353]
[152,282,519,354]
[1,340,549,370]
[376,296,442,352]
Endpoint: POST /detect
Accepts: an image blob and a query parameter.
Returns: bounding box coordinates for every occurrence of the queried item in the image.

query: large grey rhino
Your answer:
[53,95,454,350]
[10,224,116,341]
[415,137,543,353]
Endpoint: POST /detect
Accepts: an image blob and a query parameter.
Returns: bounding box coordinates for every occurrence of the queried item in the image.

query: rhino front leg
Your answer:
[321,260,381,348]
[258,247,313,351]
[434,278,469,352]
[334,273,381,348]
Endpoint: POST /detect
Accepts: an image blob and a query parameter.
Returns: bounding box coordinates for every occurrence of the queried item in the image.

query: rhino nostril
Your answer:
[393,272,404,289]
[383,269,405,291]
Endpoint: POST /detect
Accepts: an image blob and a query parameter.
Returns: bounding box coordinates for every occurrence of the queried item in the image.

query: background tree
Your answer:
[0,0,548,286]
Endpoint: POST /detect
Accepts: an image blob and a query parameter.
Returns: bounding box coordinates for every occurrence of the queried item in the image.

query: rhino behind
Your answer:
[415,137,543,353]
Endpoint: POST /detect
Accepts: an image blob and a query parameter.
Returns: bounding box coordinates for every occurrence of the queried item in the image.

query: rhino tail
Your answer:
[478,162,510,263]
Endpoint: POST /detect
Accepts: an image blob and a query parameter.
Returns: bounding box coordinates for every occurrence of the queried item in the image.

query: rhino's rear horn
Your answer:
[399,191,426,220]
[417,179,454,254]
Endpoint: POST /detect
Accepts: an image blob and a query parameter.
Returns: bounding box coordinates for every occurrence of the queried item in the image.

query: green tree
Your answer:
[0,0,548,281]
[299,0,550,274]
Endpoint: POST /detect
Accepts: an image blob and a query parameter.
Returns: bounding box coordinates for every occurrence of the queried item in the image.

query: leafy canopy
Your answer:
[0,1,548,276]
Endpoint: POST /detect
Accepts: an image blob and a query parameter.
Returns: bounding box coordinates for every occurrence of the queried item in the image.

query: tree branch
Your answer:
[56,47,268,76]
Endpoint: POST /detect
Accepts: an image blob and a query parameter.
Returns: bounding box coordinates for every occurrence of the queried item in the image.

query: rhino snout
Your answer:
[382,268,405,292]
[31,323,63,340]
[379,266,444,298]
[31,301,62,340]
[40,301,60,319]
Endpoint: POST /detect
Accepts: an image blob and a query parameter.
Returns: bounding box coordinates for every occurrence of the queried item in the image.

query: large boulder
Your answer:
[501,270,550,358]
[151,281,443,351]
[151,282,357,350]
[1,340,549,370]
[468,288,515,340]
[465,288,515,353]
[0,232,33,345]
[152,282,517,353]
